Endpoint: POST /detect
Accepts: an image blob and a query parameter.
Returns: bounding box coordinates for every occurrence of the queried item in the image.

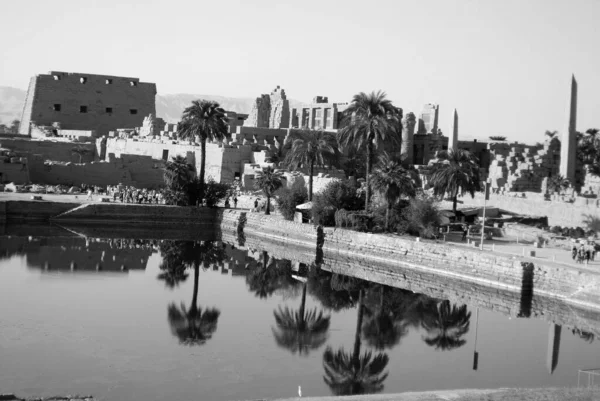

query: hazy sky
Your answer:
[1,0,598,142]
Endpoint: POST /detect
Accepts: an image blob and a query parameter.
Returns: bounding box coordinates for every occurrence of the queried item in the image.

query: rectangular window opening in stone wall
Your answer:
[106,107,113,114]
[105,79,113,84]
[80,77,87,84]
[53,104,61,112]
[80,106,88,113]
[130,109,138,115]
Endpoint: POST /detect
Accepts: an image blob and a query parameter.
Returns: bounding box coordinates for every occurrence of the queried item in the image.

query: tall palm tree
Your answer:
[178,100,229,200]
[338,91,402,212]
[429,149,480,213]
[370,156,416,231]
[166,241,225,345]
[421,300,471,351]
[272,281,331,356]
[284,128,339,201]
[322,289,390,396]
[255,166,284,215]
[577,128,600,169]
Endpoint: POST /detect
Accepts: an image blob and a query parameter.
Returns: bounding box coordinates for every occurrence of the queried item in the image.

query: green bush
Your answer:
[311,179,364,226]
[204,178,229,207]
[276,180,308,221]
[398,196,442,239]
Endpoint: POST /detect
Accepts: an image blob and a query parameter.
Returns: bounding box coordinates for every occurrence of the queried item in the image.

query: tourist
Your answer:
[233,196,238,209]
[461,225,468,242]
[86,189,93,201]
[572,245,578,261]
[254,198,259,212]
[225,198,230,208]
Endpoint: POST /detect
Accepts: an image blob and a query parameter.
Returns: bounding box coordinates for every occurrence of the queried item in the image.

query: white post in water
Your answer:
[480,181,488,250]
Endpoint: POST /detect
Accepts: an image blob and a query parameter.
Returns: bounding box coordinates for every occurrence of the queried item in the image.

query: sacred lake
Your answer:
[1,223,599,401]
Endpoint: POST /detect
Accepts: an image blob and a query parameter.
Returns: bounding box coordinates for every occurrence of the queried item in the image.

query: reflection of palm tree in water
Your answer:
[272,281,331,356]
[246,251,296,299]
[323,288,389,396]
[421,300,471,351]
[362,285,409,351]
[165,241,225,345]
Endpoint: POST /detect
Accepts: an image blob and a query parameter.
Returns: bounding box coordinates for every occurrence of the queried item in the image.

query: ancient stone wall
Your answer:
[27,156,164,188]
[0,138,96,163]
[245,94,271,128]
[487,140,560,192]
[0,160,29,183]
[269,86,290,129]
[19,71,156,136]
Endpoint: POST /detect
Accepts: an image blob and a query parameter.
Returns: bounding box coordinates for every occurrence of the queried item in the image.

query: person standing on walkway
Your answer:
[461,225,468,242]
[233,196,238,209]
[254,198,259,212]
[86,189,93,201]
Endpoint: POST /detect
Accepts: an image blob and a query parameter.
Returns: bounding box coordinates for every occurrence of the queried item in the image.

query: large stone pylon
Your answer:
[448,108,459,151]
[559,74,578,184]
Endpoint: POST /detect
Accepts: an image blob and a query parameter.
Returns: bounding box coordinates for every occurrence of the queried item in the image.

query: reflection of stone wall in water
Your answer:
[14,237,153,271]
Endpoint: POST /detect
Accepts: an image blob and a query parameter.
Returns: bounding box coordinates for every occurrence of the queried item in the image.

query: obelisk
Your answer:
[559,75,577,184]
[449,108,458,151]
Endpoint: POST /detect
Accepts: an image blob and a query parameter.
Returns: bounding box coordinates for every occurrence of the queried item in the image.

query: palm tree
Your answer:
[284,128,339,201]
[429,149,480,213]
[578,128,600,166]
[246,252,297,299]
[163,155,195,205]
[255,166,284,215]
[178,100,229,200]
[322,289,389,396]
[421,300,471,351]
[338,91,402,212]
[272,281,331,356]
[370,155,415,231]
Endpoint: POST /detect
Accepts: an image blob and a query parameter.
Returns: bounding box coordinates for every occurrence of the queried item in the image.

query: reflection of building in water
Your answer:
[546,324,562,374]
[22,237,153,272]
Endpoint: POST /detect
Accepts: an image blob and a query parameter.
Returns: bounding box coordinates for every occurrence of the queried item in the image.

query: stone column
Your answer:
[401,112,416,166]
[448,108,459,151]
[559,75,577,184]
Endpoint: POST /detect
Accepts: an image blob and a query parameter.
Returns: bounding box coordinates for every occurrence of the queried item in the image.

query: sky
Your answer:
[1,0,598,143]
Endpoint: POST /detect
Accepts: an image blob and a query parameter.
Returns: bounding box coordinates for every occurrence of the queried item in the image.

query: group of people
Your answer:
[224,195,238,209]
[571,242,597,264]
[106,184,165,204]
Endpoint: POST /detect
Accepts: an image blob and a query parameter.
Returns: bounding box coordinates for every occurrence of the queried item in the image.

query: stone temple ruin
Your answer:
[1,71,597,226]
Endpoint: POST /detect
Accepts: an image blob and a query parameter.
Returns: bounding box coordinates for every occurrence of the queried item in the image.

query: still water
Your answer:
[1,229,600,401]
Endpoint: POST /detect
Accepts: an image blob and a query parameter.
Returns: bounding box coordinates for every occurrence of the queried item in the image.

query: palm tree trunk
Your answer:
[262,250,268,269]
[386,204,391,231]
[365,143,372,212]
[299,282,307,327]
[200,139,207,204]
[265,195,271,215]
[352,289,365,367]
[191,262,200,313]
[452,196,457,213]
[309,161,314,202]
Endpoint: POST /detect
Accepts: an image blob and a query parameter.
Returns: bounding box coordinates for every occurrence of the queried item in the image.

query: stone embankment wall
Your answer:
[217,210,600,311]
[450,192,600,227]
[0,161,29,183]
[0,200,80,222]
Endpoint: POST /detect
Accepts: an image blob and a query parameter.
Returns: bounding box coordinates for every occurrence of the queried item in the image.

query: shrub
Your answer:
[371,199,410,232]
[203,178,229,207]
[398,196,442,239]
[276,180,308,221]
[311,179,364,226]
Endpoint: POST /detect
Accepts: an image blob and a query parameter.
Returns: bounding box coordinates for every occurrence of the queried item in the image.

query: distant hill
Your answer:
[0,87,26,125]
[0,86,304,125]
